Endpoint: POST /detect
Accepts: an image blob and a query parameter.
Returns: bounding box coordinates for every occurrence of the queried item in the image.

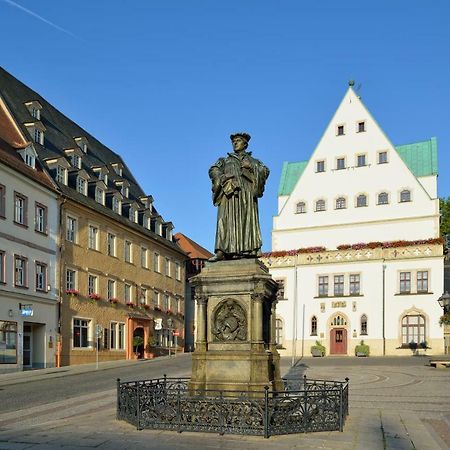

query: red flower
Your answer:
[66,289,79,295]
[109,298,119,304]
[89,293,101,300]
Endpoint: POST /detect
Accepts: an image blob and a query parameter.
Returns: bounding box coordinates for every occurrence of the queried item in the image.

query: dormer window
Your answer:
[129,207,137,223]
[25,152,35,168]
[93,167,109,187]
[18,146,37,169]
[77,176,87,195]
[56,165,67,184]
[112,196,121,214]
[25,101,42,121]
[112,163,123,176]
[71,154,81,169]
[34,128,43,145]
[95,187,105,205]
[121,185,129,197]
[143,214,151,230]
[74,137,88,154]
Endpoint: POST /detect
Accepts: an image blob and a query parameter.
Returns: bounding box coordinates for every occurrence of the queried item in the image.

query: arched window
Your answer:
[401,314,425,345]
[331,315,347,326]
[311,316,317,336]
[400,190,411,203]
[356,194,367,207]
[275,318,283,348]
[335,197,346,209]
[377,192,389,205]
[296,202,306,214]
[360,314,368,335]
[315,199,326,212]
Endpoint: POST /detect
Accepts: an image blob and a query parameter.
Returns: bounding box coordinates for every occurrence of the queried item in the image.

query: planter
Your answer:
[311,348,324,357]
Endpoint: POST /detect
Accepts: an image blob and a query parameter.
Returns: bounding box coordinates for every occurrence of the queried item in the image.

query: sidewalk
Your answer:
[0,356,171,387]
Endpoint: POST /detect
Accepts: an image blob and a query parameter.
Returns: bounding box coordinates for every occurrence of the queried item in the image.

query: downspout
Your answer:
[382,261,386,356]
[291,263,298,367]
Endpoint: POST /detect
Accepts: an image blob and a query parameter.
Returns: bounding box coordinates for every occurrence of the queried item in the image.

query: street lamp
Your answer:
[438,291,450,314]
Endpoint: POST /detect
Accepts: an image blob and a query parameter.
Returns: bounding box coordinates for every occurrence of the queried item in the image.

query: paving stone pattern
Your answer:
[0,358,449,449]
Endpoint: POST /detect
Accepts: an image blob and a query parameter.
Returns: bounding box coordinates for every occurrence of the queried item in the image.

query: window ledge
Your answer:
[395,292,433,296]
[14,285,29,290]
[14,221,28,229]
[314,294,363,299]
[35,230,48,236]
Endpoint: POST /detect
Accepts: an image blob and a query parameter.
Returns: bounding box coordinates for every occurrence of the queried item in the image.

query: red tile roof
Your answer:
[174,233,213,260]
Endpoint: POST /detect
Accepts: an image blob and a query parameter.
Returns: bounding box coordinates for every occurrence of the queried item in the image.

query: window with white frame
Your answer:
[318,276,328,297]
[110,322,117,349]
[141,287,147,305]
[399,272,411,294]
[95,187,105,205]
[377,192,389,205]
[88,274,98,295]
[77,176,87,195]
[154,252,160,272]
[153,290,159,307]
[0,184,5,217]
[400,190,411,203]
[275,318,283,347]
[357,121,365,133]
[112,196,121,214]
[31,107,40,120]
[163,294,169,311]
[296,201,306,214]
[0,251,5,283]
[378,151,388,164]
[129,207,136,222]
[316,160,325,173]
[357,154,366,167]
[35,203,47,233]
[107,233,116,256]
[14,256,27,287]
[66,216,77,242]
[417,271,429,293]
[360,314,368,335]
[118,323,125,349]
[71,154,81,169]
[124,240,132,263]
[334,275,344,296]
[276,279,286,300]
[175,262,181,281]
[311,316,317,336]
[65,268,76,291]
[356,194,367,207]
[24,151,35,168]
[88,225,99,250]
[337,125,345,136]
[165,258,171,277]
[125,284,132,303]
[141,247,148,268]
[35,262,47,291]
[14,193,27,225]
[401,314,425,345]
[34,128,43,144]
[107,279,115,299]
[121,185,129,197]
[349,274,360,295]
[315,199,326,212]
[335,197,346,209]
[73,318,90,348]
[56,165,67,184]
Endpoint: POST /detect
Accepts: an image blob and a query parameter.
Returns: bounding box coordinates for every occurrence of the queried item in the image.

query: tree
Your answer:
[440,197,450,238]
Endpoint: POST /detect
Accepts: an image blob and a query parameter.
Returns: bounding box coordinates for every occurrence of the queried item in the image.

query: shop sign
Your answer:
[20,306,33,317]
[154,318,162,330]
[331,301,346,308]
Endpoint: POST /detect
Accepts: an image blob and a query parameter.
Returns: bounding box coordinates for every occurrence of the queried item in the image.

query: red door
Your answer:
[330,328,347,355]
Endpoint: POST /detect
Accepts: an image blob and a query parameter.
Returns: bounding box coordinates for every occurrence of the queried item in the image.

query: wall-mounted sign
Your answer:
[20,306,33,317]
[154,318,162,330]
[331,301,346,308]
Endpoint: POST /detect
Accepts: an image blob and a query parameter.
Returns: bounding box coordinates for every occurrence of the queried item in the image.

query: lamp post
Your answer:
[438,291,450,314]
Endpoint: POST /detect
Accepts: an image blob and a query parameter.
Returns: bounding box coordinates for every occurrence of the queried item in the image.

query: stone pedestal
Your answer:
[189,258,283,393]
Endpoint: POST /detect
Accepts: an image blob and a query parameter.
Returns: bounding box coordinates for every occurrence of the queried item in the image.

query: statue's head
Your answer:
[230,132,251,153]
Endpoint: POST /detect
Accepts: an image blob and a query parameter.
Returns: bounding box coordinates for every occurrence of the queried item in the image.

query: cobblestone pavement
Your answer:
[0,356,448,449]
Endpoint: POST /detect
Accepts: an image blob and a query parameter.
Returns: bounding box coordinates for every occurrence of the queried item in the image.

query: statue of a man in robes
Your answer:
[208,133,269,262]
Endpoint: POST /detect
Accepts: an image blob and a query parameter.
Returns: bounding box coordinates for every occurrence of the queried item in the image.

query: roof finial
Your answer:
[348,80,355,87]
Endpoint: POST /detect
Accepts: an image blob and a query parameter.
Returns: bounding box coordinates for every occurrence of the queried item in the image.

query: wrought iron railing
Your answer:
[117,375,349,438]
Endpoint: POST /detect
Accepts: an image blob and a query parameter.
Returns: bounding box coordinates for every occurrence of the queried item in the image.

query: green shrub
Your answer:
[355,340,370,356]
[311,340,326,356]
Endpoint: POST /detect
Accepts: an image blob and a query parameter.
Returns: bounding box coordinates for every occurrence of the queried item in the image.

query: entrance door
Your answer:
[330,328,347,355]
[23,332,32,368]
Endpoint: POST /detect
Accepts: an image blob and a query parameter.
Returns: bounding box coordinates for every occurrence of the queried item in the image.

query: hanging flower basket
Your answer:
[439,313,450,326]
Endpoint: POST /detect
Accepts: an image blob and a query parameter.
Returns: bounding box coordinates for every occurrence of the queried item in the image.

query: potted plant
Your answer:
[355,340,370,357]
[88,293,101,301]
[145,335,157,359]
[311,340,325,357]
[409,341,418,354]
[439,313,450,326]
[133,336,144,359]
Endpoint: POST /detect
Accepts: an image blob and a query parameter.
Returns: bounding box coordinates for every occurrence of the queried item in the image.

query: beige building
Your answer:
[0,67,187,366]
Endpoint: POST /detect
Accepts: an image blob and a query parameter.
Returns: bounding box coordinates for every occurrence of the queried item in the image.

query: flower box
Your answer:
[88,293,101,300]
[126,302,135,308]
[143,304,151,310]
[154,305,161,311]
[66,289,80,296]
[109,298,119,305]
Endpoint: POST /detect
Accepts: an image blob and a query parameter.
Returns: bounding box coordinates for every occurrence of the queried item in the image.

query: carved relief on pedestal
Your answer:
[211,299,247,342]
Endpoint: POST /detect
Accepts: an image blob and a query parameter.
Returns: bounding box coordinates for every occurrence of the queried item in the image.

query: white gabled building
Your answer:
[264,83,444,357]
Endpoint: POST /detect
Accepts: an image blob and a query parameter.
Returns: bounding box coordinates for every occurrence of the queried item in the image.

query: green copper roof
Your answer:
[396,137,438,177]
[278,161,308,196]
[278,137,438,196]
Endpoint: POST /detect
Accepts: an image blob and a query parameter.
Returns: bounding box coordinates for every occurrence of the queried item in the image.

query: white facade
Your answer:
[0,160,59,372]
[268,86,444,357]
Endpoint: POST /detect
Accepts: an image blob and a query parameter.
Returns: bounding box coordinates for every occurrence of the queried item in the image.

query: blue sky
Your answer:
[1,1,449,251]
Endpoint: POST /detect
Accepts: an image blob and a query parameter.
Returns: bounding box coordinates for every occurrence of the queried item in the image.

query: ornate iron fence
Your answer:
[117,375,349,438]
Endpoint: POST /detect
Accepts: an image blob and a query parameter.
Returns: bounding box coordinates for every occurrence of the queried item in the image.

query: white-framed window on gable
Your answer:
[336,124,345,136]
[56,165,67,184]
[315,199,326,212]
[377,192,389,205]
[295,201,306,214]
[378,151,388,164]
[336,157,346,170]
[357,154,366,167]
[357,121,366,133]
[316,160,325,173]
[95,187,104,205]
[77,176,87,195]
[356,194,367,208]
[400,189,411,203]
[335,197,346,210]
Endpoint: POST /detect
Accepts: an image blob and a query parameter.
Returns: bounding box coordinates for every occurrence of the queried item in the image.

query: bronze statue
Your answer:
[208,133,269,262]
